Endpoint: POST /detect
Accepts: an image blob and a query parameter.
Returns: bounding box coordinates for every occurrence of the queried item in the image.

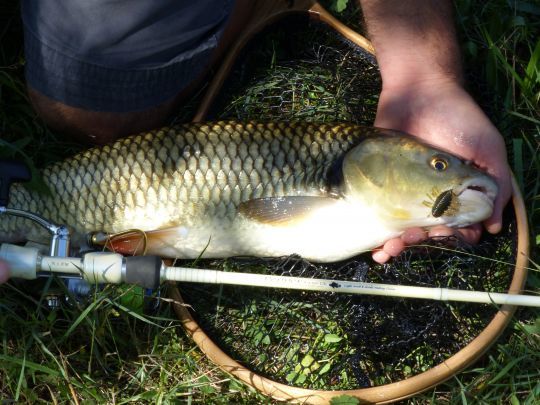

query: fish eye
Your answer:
[430,156,448,171]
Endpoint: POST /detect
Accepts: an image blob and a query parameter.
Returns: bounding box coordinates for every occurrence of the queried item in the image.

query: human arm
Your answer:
[357,0,512,263]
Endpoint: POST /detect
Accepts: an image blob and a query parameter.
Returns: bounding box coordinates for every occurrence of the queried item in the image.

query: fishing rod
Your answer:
[1,160,538,307]
[1,243,539,307]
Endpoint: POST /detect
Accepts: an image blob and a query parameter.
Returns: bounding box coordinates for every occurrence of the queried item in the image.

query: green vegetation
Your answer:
[0,0,539,403]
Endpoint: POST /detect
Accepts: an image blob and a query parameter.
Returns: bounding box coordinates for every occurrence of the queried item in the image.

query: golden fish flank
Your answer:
[0,121,498,262]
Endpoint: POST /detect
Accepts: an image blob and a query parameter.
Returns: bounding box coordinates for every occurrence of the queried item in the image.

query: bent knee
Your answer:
[28,86,177,144]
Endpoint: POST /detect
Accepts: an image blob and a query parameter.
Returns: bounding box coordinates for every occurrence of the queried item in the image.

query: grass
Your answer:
[0,0,539,403]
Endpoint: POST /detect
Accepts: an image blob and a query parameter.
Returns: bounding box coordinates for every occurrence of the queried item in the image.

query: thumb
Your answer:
[483,169,512,234]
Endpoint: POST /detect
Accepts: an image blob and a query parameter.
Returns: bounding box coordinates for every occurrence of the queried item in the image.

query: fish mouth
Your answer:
[446,177,498,227]
[436,177,497,228]
[454,177,498,205]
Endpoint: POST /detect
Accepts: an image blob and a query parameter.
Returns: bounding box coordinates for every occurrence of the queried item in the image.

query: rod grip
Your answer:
[0,244,39,279]
[124,256,162,289]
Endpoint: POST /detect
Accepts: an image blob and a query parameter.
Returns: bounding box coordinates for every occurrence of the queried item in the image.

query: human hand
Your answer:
[0,259,10,284]
[371,78,512,263]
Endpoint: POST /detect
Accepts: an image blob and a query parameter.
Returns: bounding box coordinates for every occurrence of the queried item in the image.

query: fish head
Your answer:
[342,133,498,230]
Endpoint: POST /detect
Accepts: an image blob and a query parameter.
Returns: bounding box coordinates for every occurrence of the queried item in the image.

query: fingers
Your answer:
[401,227,427,245]
[383,238,406,257]
[428,224,482,244]
[484,172,512,234]
[484,213,502,234]
[483,191,507,234]
[371,224,483,264]
[372,239,402,264]
[372,228,425,264]
[372,249,392,264]
[0,260,10,284]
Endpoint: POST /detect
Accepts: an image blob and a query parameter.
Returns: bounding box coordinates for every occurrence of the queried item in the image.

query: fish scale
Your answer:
[1,121,497,261]
[2,121,364,245]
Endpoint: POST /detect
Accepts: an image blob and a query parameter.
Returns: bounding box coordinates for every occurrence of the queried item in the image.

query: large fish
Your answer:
[1,121,497,262]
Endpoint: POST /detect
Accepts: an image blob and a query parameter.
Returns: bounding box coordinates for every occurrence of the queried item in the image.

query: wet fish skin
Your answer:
[2,121,366,239]
[0,121,497,262]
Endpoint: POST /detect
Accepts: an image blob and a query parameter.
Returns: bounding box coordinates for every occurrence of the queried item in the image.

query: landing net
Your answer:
[175,15,518,389]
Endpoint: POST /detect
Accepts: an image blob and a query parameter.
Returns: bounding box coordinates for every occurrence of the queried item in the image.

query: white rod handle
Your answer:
[40,256,83,275]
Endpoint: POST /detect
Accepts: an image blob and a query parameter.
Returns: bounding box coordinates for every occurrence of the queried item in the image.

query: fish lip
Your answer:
[454,177,498,203]
[440,177,497,227]
[450,177,497,223]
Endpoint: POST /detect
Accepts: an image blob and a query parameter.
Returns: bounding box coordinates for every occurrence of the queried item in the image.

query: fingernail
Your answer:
[372,250,391,264]
[486,222,502,234]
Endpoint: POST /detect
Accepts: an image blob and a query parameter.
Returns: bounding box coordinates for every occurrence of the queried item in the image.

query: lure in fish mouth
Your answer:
[437,177,497,226]
[0,121,498,262]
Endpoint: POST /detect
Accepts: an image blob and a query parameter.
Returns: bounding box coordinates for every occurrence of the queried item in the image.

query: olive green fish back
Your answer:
[2,121,370,242]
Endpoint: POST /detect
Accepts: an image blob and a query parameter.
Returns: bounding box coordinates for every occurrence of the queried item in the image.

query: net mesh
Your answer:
[175,16,518,390]
[178,222,515,389]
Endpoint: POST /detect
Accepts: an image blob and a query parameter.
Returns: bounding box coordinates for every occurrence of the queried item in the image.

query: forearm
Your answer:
[358,0,463,89]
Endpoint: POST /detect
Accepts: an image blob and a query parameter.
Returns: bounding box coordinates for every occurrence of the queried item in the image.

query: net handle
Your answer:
[192,0,375,122]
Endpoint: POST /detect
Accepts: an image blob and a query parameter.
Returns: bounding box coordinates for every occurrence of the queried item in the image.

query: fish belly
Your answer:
[142,199,401,262]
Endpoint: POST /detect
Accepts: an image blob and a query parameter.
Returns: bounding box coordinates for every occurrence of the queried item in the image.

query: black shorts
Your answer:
[22,0,234,112]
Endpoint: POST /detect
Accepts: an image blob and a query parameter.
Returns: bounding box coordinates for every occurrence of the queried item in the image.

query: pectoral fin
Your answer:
[238,196,339,225]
